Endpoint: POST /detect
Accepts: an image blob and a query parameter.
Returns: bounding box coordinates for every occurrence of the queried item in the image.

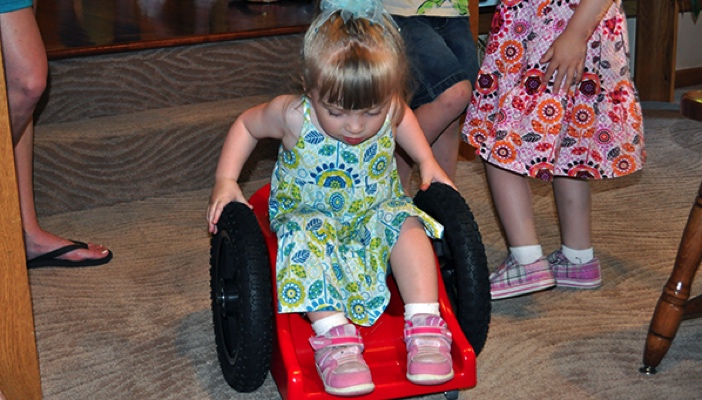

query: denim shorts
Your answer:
[393,16,479,109]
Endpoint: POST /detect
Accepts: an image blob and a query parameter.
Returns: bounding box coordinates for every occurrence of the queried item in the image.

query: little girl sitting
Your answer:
[207,0,456,396]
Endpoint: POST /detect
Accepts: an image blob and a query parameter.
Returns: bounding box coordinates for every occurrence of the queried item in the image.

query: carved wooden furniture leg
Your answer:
[640,181,702,374]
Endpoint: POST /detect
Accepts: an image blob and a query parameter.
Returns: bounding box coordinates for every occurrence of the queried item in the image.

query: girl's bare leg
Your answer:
[390,217,438,304]
[1,9,109,262]
[484,162,539,247]
[308,217,439,331]
[553,176,592,250]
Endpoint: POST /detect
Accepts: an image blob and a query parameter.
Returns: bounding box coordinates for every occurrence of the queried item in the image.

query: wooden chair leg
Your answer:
[640,180,702,374]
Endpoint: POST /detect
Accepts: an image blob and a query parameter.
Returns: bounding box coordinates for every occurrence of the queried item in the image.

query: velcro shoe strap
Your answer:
[404,326,452,343]
[310,335,364,351]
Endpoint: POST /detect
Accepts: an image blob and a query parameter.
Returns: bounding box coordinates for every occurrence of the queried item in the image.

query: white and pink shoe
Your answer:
[309,324,375,396]
[404,314,454,385]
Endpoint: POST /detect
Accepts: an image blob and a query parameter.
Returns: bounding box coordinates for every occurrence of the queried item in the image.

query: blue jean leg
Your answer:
[394,16,479,109]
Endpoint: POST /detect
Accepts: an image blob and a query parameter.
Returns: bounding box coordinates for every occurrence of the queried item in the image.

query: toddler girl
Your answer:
[207,0,456,395]
[463,0,645,299]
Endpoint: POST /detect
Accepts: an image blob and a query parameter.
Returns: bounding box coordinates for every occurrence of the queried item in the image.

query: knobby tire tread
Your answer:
[414,183,491,356]
[210,202,273,392]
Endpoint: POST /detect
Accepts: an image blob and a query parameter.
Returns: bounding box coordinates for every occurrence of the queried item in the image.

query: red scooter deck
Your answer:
[249,185,477,400]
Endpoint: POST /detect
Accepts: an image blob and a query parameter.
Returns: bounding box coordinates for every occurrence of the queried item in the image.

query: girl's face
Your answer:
[310,90,391,146]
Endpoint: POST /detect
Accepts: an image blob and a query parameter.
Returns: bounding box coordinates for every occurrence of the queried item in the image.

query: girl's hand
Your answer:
[207,178,251,234]
[417,158,457,192]
[540,28,587,94]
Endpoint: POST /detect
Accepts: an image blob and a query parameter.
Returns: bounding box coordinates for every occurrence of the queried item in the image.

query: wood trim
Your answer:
[470,0,479,41]
[45,26,309,61]
[0,44,43,399]
[676,66,702,88]
[478,6,494,36]
[634,0,679,102]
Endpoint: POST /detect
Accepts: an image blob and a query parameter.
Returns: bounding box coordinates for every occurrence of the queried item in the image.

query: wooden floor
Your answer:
[36,0,316,60]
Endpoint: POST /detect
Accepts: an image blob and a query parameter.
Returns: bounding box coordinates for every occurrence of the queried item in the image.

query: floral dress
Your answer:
[462,0,645,180]
[269,97,443,326]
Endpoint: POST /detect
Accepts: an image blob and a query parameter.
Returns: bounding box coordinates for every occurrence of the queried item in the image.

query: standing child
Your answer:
[463,0,645,300]
[384,0,479,191]
[207,0,456,396]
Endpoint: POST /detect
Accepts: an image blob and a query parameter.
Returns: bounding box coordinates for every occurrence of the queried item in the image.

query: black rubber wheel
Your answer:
[444,389,460,400]
[210,202,273,392]
[414,183,491,356]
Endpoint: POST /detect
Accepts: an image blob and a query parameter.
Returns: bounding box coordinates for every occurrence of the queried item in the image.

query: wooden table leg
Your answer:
[641,181,702,374]
[0,50,42,398]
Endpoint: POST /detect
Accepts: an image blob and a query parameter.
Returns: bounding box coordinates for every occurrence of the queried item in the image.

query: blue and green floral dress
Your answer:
[269,96,443,326]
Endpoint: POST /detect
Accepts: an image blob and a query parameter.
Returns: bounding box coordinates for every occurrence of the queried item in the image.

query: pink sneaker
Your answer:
[548,250,602,289]
[490,255,556,300]
[309,324,374,396]
[404,314,454,385]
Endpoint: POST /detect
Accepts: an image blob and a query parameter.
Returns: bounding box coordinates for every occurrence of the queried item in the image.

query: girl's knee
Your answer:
[399,216,423,233]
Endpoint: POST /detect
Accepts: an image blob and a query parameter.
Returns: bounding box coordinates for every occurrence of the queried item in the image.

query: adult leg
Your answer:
[553,176,592,249]
[1,9,110,262]
[0,8,45,142]
[484,162,539,247]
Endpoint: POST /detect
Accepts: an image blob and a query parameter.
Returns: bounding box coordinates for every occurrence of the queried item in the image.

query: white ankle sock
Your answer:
[509,245,543,265]
[311,313,349,336]
[562,245,594,264]
[404,303,440,321]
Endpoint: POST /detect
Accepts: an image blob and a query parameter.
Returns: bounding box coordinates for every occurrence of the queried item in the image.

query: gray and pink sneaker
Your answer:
[489,255,556,300]
[548,250,602,289]
[309,324,374,396]
[404,314,454,385]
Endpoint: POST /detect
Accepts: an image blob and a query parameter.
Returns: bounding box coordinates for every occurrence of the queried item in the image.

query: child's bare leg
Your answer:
[485,163,555,298]
[551,177,599,287]
[430,118,461,180]
[485,163,539,247]
[396,80,473,190]
[414,81,472,179]
[390,217,438,304]
[391,217,453,385]
[553,177,592,250]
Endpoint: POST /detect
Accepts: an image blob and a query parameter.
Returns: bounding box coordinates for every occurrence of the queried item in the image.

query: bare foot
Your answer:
[24,229,110,263]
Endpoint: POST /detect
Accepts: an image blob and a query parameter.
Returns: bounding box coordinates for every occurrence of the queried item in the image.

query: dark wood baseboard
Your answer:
[676,67,702,88]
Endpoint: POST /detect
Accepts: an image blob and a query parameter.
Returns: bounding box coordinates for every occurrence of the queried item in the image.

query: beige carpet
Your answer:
[29,99,702,399]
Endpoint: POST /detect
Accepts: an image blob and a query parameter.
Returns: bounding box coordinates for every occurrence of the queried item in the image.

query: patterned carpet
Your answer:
[27,88,702,400]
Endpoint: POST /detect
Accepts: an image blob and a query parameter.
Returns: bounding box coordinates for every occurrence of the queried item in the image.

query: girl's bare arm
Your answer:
[541,0,616,93]
[207,95,298,233]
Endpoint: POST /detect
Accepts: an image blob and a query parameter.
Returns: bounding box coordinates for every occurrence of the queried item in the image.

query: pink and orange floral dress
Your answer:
[462,0,645,180]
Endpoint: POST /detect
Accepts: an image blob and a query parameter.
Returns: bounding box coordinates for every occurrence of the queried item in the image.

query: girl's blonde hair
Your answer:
[302,11,408,122]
